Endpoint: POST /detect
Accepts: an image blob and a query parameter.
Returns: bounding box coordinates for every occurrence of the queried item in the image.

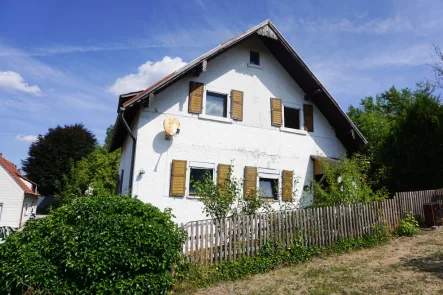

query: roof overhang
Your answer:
[109,20,367,153]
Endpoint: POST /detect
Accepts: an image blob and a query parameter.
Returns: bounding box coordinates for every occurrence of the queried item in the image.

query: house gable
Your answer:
[110,20,366,154]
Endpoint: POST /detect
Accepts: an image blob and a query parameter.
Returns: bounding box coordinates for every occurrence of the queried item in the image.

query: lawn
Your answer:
[180,229,443,295]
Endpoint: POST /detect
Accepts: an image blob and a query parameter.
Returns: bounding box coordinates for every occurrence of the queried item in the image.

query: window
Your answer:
[189,167,214,195]
[205,92,227,118]
[259,178,278,200]
[250,51,260,65]
[284,106,300,129]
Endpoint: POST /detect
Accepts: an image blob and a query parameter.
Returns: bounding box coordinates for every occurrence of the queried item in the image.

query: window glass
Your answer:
[259,178,278,200]
[250,51,260,65]
[206,92,227,117]
[284,106,300,129]
[189,168,214,195]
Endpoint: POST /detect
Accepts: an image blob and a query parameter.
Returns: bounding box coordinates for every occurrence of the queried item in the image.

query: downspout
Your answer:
[119,107,137,196]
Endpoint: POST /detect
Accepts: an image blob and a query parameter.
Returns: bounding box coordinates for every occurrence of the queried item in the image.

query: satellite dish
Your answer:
[163,116,181,138]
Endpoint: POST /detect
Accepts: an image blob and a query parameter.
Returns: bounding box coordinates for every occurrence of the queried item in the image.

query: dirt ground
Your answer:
[190,229,443,295]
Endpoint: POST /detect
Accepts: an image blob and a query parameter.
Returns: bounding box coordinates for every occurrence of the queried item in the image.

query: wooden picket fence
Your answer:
[181,189,443,265]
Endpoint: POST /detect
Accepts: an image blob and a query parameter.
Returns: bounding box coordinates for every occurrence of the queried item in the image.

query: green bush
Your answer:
[0,194,186,295]
[396,212,420,237]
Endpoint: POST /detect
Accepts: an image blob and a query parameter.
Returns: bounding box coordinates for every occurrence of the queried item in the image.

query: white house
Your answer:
[0,153,39,228]
[109,20,366,224]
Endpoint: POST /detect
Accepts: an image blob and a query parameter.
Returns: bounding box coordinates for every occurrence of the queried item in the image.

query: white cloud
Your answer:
[108,56,187,96]
[15,134,38,143]
[0,71,41,95]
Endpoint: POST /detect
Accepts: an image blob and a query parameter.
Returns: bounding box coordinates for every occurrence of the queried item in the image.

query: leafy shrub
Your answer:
[0,194,186,295]
[396,212,419,237]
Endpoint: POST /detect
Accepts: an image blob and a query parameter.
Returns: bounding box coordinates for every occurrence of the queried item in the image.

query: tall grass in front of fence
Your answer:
[174,222,390,293]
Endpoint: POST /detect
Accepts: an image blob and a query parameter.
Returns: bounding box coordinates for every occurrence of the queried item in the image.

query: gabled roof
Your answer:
[0,154,39,196]
[110,20,367,153]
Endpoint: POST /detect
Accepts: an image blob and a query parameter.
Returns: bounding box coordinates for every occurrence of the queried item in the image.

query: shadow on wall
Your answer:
[401,251,443,279]
[153,131,173,172]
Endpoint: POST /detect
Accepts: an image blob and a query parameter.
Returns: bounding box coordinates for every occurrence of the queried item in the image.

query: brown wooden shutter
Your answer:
[282,170,293,201]
[303,104,314,132]
[244,166,257,196]
[170,160,187,196]
[188,81,204,114]
[271,98,282,126]
[231,90,243,121]
[217,164,231,185]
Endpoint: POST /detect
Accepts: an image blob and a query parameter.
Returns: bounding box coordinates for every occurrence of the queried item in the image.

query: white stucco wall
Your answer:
[120,35,346,224]
[0,165,24,228]
[21,195,37,227]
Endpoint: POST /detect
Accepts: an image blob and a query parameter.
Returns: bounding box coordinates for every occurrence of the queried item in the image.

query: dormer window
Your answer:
[250,51,260,66]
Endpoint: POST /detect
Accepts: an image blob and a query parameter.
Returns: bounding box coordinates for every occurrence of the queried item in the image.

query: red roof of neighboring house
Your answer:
[0,154,39,196]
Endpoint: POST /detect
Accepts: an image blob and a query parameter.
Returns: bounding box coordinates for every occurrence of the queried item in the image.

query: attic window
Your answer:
[250,51,260,66]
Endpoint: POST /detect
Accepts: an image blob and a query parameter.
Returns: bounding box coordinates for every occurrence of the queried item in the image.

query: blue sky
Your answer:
[1,0,442,167]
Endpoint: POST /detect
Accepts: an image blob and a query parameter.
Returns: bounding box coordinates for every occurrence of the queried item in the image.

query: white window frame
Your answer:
[187,161,216,198]
[257,168,280,201]
[199,86,233,123]
[280,101,307,135]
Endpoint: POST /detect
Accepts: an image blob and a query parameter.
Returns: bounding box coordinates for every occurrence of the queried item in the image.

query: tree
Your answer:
[22,124,97,196]
[312,154,388,207]
[381,84,443,191]
[56,146,120,204]
[430,44,443,88]
[348,86,413,190]
[0,195,185,294]
[348,83,443,193]
[56,125,120,204]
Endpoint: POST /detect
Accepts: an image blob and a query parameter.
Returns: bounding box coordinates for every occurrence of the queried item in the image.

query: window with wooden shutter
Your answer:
[271,98,282,126]
[244,166,257,196]
[231,90,243,121]
[282,170,293,201]
[170,160,187,196]
[188,81,204,114]
[217,164,231,185]
[303,104,314,132]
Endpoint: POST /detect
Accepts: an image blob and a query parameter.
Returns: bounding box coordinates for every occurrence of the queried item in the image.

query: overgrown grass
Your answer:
[174,224,389,294]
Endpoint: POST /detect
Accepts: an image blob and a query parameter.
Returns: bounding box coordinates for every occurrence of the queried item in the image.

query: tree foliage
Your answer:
[348,83,443,193]
[21,124,97,196]
[55,146,120,204]
[192,169,301,220]
[0,195,186,295]
[312,154,388,207]
[56,125,120,204]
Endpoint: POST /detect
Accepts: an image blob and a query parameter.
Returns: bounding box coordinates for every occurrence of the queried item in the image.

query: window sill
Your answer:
[198,114,233,124]
[280,127,307,135]
[187,195,203,200]
[247,63,263,70]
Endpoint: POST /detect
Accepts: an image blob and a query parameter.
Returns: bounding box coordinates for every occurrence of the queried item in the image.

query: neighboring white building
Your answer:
[109,20,366,224]
[0,153,39,228]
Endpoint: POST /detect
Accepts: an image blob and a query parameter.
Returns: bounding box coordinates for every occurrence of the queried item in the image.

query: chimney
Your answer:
[0,152,2,157]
